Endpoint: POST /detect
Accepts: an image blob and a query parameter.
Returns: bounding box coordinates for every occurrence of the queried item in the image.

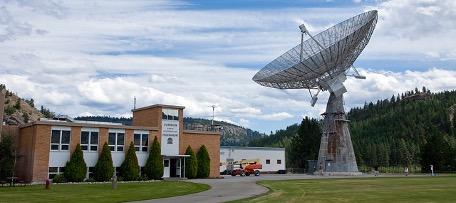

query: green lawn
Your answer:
[0,181,209,203]
[235,176,456,203]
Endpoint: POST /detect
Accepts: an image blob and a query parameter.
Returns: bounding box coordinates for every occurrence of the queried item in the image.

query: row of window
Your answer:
[265,159,282,165]
[51,129,149,152]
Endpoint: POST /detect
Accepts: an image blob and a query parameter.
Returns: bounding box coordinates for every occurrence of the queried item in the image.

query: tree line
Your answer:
[249,88,456,172]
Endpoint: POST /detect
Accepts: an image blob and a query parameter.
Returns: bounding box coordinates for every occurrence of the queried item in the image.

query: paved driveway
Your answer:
[133,174,340,203]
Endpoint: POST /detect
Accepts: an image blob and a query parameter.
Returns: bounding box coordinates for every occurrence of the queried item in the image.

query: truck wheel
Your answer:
[231,171,236,176]
[245,172,250,176]
[255,170,260,176]
[241,172,245,176]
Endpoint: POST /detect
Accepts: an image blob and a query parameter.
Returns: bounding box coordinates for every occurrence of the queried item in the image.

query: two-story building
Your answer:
[14,104,221,182]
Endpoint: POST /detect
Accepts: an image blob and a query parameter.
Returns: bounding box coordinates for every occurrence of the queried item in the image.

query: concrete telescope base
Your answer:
[316,92,359,173]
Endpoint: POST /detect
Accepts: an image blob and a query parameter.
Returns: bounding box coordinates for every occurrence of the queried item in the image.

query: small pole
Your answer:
[133,96,136,110]
[112,173,117,190]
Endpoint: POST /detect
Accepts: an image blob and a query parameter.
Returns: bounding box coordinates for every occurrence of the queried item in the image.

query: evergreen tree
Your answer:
[197,145,210,178]
[14,100,20,110]
[184,146,198,179]
[120,142,140,181]
[288,117,321,169]
[144,136,163,180]
[0,136,14,180]
[93,143,114,181]
[64,144,87,182]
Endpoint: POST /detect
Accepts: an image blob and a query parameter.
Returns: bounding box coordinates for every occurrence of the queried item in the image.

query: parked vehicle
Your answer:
[230,159,262,176]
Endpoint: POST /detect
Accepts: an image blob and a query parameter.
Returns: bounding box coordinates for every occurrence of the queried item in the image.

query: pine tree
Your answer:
[197,145,210,178]
[0,136,14,180]
[64,144,87,182]
[94,143,114,181]
[144,136,163,180]
[288,117,321,169]
[120,142,140,181]
[184,146,198,179]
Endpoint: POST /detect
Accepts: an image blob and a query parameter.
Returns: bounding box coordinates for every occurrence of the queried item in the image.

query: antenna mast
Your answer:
[210,105,215,126]
[133,96,136,110]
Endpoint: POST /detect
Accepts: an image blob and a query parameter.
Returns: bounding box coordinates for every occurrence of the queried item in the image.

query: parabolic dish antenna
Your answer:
[253,10,378,174]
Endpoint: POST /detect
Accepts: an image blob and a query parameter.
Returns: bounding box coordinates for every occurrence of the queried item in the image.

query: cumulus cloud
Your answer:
[0,0,455,132]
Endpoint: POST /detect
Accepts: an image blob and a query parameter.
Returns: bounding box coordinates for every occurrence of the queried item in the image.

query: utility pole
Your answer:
[210,105,215,126]
[133,96,136,110]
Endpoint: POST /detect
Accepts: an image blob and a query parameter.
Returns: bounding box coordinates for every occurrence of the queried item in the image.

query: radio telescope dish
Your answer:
[253,10,378,175]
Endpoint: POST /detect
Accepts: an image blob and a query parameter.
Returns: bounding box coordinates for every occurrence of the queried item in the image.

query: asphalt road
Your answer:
[134,174,348,203]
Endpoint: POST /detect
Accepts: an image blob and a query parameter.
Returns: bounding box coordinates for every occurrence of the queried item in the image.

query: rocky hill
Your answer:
[0,85,43,125]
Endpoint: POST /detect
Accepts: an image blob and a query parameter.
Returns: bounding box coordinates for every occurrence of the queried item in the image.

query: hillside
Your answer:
[0,85,44,125]
[249,87,456,172]
[75,116,265,146]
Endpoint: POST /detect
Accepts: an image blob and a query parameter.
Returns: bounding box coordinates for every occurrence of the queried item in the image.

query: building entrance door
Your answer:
[170,159,177,177]
[163,159,170,178]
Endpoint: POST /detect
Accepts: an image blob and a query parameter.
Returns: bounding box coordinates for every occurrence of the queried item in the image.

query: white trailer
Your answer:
[220,146,286,173]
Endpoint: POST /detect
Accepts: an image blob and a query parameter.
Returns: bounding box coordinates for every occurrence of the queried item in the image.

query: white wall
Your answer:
[220,147,286,172]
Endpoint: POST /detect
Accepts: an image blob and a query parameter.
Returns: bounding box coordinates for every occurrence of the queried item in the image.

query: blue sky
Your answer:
[0,0,455,133]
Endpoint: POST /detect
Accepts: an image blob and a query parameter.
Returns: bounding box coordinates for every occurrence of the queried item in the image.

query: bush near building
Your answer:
[185,146,198,179]
[94,143,114,182]
[197,145,210,178]
[144,136,163,180]
[64,144,87,182]
[120,142,140,181]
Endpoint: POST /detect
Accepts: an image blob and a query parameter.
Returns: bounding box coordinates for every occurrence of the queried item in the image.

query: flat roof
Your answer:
[20,120,159,131]
[220,146,285,151]
[132,104,185,112]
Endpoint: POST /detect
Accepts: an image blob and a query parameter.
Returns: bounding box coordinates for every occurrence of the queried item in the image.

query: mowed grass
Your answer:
[0,181,209,203]
[235,176,456,203]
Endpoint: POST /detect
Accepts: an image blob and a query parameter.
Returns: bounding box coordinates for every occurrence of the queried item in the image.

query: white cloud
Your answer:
[0,0,455,133]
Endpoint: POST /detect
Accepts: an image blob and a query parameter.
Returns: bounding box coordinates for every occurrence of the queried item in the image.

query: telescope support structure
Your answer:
[316,92,361,175]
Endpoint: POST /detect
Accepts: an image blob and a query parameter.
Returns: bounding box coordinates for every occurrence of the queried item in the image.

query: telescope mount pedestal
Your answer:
[315,92,361,176]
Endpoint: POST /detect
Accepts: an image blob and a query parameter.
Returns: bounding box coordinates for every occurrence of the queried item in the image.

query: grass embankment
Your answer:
[0,181,209,203]
[235,176,456,203]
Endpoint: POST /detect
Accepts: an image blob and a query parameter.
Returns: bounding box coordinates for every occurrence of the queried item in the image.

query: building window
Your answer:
[162,109,179,120]
[108,132,124,152]
[134,133,149,152]
[266,159,270,164]
[167,137,173,144]
[164,160,170,167]
[81,131,98,152]
[277,159,282,164]
[51,129,71,151]
[49,167,65,179]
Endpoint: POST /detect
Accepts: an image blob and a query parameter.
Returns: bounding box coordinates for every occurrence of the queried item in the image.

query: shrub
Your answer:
[120,142,140,181]
[64,144,87,182]
[14,100,20,110]
[52,174,66,183]
[185,146,198,179]
[197,145,210,178]
[4,105,15,116]
[144,136,163,180]
[93,143,114,181]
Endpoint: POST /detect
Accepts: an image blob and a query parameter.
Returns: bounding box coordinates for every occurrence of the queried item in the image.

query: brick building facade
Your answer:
[14,104,220,182]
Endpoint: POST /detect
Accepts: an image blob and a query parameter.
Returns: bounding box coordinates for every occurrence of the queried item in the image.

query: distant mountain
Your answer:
[74,116,265,146]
